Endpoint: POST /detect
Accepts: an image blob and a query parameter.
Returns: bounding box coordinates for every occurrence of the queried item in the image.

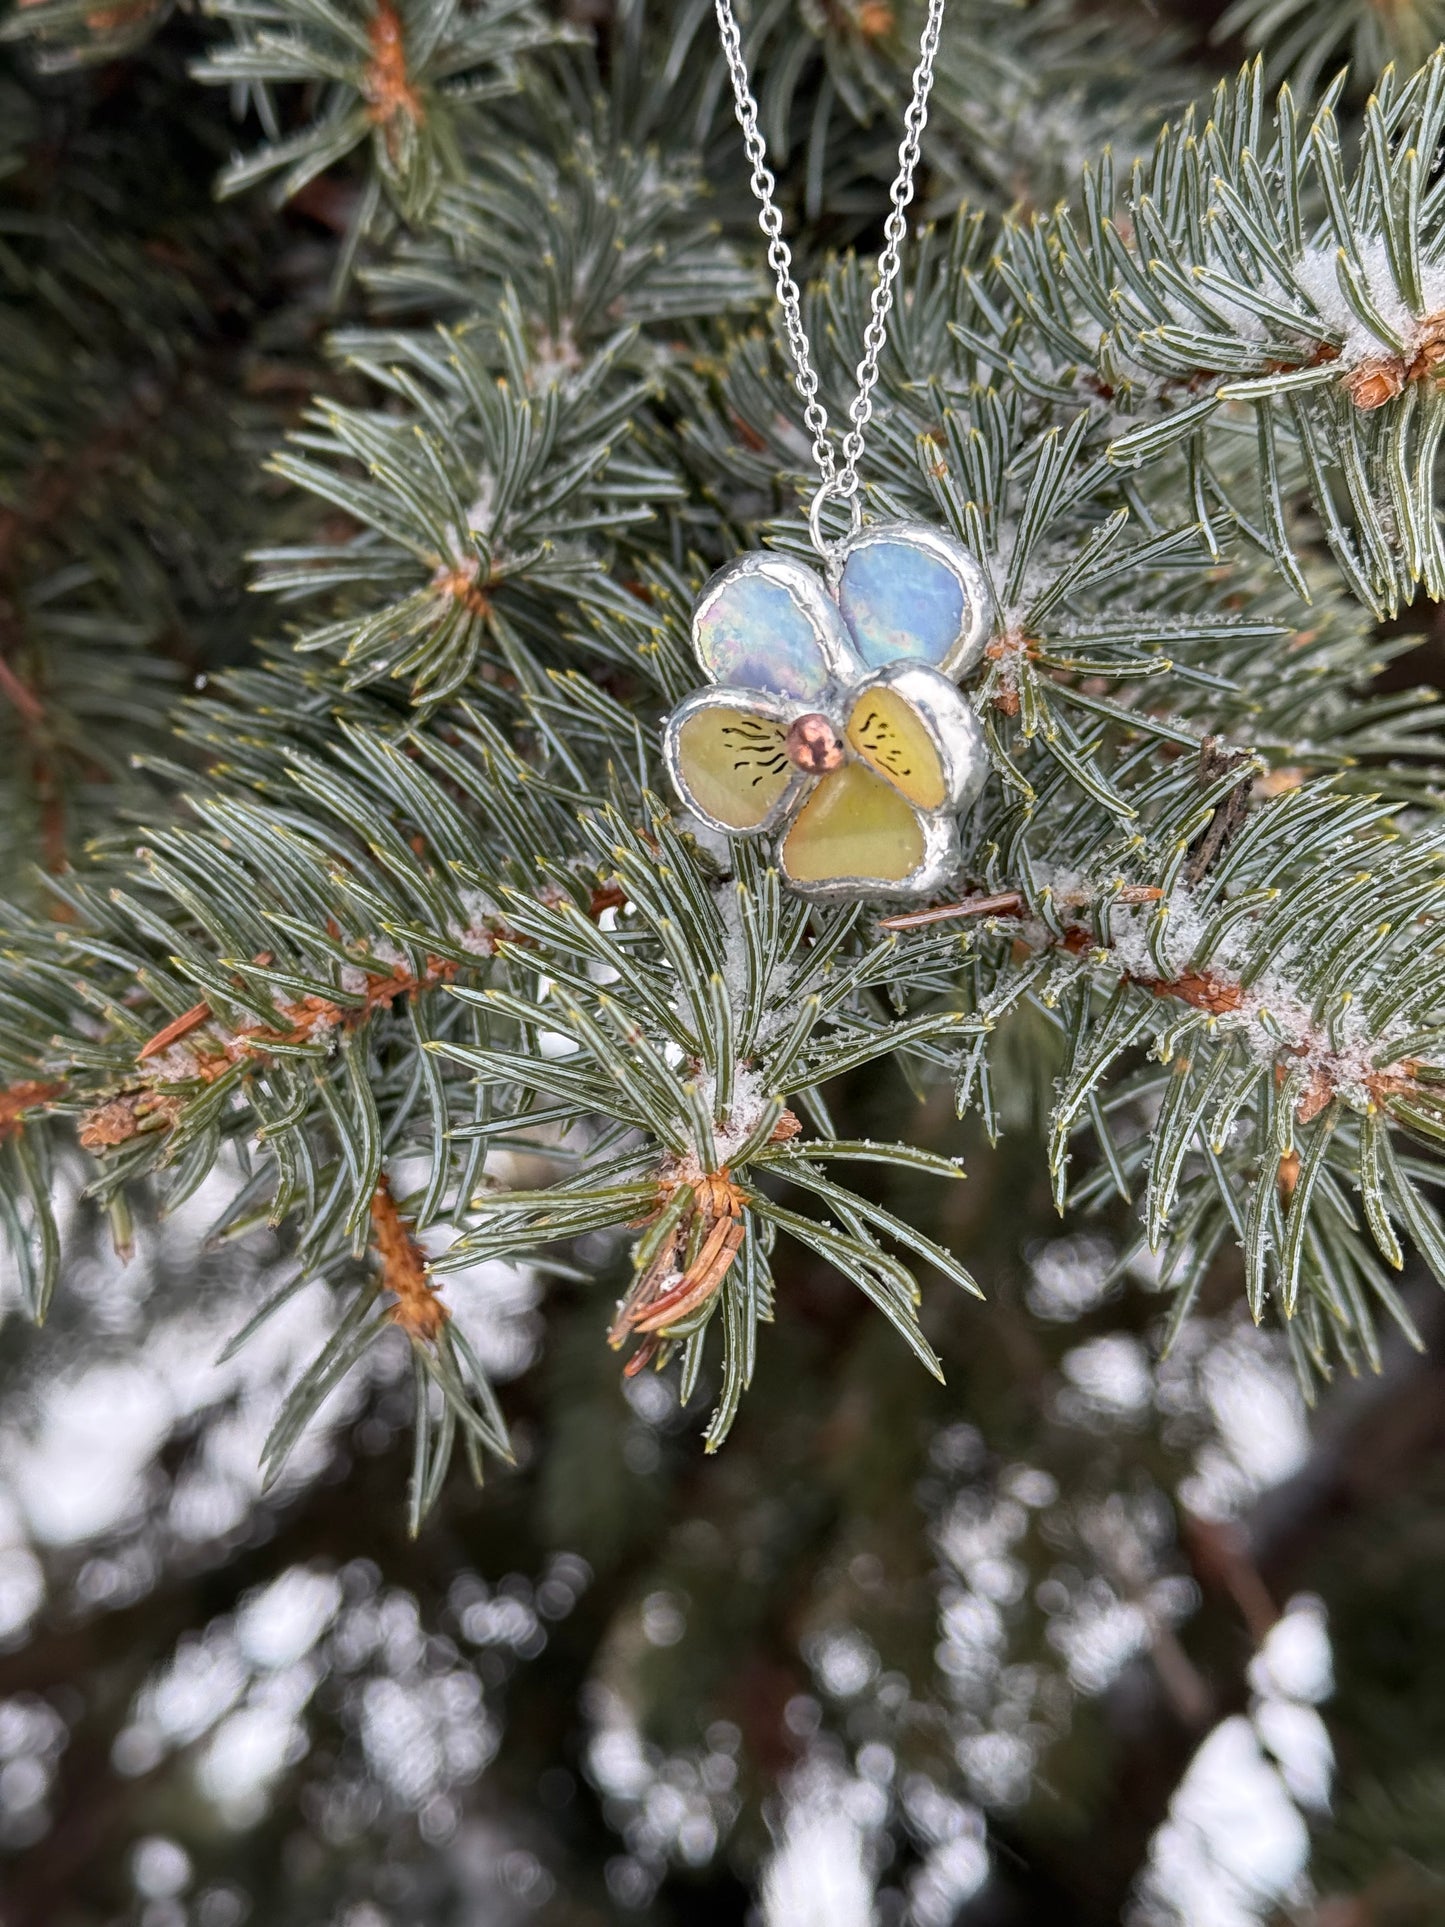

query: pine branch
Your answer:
[428,809,982,1451]
[193,0,564,230]
[253,321,681,700]
[7,20,1445,1478]
[969,56,1445,613]
[908,781,1445,1379]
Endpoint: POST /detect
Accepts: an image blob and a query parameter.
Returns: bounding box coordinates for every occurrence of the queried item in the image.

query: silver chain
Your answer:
[713,0,947,554]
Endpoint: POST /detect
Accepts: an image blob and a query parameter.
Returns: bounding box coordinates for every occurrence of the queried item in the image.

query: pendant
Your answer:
[662,522,992,900]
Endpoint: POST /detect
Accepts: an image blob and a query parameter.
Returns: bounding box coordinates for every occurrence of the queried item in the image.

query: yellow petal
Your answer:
[677,707,792,829]
[846,685,946,811]
[781,763,925,885]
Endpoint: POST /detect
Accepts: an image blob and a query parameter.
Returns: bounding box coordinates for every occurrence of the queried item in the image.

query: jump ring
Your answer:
[807,475,864,566]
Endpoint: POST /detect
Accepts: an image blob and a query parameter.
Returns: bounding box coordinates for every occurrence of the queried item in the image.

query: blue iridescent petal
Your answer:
[837,525,990,680]
[693,554,850,698]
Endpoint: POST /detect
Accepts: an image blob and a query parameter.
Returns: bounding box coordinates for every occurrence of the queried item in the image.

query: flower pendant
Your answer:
[663,522,992,899]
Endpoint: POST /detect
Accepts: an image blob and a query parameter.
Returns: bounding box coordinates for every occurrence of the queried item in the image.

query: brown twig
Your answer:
[431,560,493,617]
[609,1116,799,1363]
[136,1000,217,1061]
[879,884,1162,933]
[0,1080,65,1142]
[370,1172,447,1341]
[886,883,1425,1123]
[85,881,631,1156]
[879,890,1027,931]
[629,1217,748,1335]
[982,629,1037,715]
[1183,737,1255,885]
[364,0,423,139]
[77,1089,183,1150]
[1343,314,1445,409]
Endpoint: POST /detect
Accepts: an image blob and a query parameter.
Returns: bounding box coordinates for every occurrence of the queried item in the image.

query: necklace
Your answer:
[663,0,992,902]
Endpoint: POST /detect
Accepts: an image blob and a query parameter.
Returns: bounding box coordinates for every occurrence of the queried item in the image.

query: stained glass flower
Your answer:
[663,523,992,898]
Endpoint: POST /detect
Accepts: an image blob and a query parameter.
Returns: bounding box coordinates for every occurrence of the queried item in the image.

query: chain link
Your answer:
[714,0,947,546]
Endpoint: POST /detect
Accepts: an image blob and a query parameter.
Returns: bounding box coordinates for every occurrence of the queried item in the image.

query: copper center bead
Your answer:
[785,712,846,773]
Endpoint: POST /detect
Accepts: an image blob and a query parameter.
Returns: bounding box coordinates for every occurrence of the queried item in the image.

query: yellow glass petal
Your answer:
[781,763,924,884]
[677,708,792,829]
[845,685,946,811]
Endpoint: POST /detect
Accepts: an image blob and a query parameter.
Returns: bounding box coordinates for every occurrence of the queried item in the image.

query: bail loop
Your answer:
[807,475,863,576]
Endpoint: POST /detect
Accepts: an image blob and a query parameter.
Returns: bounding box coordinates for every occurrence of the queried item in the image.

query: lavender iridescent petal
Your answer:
[693,559,842,698]
[838,535,970,671]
